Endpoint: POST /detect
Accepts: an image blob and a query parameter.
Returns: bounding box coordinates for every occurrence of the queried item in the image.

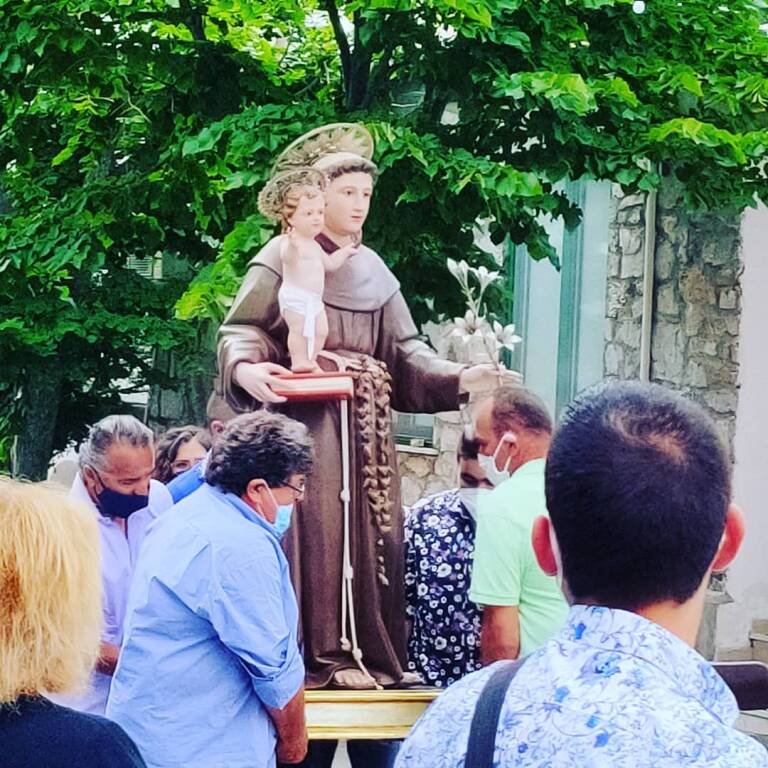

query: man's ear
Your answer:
[81,464,99,488]
[209,420,225,437]
[532,515,558,577]
[502,431,520,458]
[243,478,266,507]
[711,503,745,572]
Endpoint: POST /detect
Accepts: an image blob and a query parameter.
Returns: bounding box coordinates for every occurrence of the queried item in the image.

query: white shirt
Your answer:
[50,473,172,714]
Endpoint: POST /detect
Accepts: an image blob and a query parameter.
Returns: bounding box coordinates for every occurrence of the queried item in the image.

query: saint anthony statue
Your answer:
[216,124,504,689]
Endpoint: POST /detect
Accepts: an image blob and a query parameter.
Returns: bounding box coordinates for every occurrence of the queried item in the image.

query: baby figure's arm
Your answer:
[281,231,316,268]
[321,243,358,273]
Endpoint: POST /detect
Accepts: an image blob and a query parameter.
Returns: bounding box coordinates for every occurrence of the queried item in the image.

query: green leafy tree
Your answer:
[1,0,766,477]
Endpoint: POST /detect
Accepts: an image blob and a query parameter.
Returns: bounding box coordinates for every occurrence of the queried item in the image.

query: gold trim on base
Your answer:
[305,688,441,740]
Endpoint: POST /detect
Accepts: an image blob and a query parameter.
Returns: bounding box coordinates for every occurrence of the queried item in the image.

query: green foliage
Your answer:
[1,0,767,473]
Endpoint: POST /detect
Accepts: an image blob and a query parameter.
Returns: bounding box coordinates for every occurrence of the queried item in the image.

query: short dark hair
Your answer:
[205,412,313,496]
[545,381,731,610]
[326,160,378,183]
[458,430,480,461]
[491,386,552,436]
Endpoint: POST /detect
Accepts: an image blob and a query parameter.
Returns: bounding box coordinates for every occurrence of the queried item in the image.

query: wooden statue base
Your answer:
[305,688,441,740]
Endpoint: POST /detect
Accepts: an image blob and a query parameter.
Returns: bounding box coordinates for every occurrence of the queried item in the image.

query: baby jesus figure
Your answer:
[259,169,357,372]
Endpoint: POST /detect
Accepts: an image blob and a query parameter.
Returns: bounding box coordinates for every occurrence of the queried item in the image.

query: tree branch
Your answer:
[323,0,351,94]
[347,11,372,110]
[179,0,206,41]
[363,41,396,109]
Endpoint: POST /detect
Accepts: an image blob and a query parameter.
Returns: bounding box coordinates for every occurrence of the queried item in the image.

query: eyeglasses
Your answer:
[283,480,306,497]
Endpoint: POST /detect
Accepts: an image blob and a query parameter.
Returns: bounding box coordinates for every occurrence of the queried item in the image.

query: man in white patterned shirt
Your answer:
[397,382,767,767]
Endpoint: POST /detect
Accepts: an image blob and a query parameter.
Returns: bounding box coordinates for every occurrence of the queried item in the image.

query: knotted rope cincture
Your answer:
[318,351,379,688]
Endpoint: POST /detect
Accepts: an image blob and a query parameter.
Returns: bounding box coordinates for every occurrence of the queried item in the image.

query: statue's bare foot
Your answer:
[399,672,423,686]
[332,669,379,689]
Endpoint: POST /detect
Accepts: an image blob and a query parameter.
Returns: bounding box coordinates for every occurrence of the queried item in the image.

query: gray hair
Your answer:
[78,415,154,471]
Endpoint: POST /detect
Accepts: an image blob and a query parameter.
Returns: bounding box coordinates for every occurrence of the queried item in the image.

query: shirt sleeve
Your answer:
[208,545,305,710]
[469,509,525,607]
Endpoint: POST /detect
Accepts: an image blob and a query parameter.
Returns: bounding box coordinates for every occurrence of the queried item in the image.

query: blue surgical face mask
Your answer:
[274,503,294,538]
[93,473,149,520]
[267,486,294,539]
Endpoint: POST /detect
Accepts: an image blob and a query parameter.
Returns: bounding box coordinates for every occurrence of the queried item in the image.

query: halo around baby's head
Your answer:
[258,167,327,233]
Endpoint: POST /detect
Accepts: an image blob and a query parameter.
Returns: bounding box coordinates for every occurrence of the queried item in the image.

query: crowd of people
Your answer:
[2,381,767,767]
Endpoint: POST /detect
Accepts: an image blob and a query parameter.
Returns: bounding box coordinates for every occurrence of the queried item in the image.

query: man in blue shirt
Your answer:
[107,411,313,768]
[397,382,768,767]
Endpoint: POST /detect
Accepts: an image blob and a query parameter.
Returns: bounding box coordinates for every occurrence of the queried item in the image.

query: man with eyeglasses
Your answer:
[107,412,313,768]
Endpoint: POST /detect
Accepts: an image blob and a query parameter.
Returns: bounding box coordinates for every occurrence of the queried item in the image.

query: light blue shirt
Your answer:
[397,605,768,767]
[106,483,304,768]
[166,453,207,503]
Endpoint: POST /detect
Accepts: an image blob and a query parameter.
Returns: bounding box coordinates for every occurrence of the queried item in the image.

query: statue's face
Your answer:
[288,193,325,238]
[323,171,373,237]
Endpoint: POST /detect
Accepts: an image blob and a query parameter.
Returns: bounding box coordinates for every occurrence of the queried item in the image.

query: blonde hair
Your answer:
[0,477,102,703]
[280,183,324,233]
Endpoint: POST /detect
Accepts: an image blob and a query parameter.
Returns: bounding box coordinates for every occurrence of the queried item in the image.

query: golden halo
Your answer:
[257,167,326,221]
[272,123,375,175]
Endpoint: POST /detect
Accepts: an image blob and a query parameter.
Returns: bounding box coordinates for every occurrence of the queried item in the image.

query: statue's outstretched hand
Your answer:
[335,243,358,260]
[459,363,523,395]
[234,361,292,404]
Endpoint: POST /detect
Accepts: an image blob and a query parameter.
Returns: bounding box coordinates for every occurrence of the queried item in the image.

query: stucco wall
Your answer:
[718,202,768,653]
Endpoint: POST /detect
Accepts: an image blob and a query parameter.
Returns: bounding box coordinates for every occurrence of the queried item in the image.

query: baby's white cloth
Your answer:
[278,282,324,360]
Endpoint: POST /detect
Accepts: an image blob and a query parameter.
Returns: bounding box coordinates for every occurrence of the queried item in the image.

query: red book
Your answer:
[273,372,355,402]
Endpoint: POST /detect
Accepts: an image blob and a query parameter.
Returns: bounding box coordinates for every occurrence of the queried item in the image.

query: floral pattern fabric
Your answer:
[404,489,482,688]
[397,605,768,767]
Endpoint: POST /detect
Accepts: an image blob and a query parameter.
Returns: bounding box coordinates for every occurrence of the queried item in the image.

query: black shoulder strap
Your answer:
[465,659,525,768]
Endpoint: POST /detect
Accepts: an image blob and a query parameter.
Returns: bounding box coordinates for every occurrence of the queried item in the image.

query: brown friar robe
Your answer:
[216,235,465,688]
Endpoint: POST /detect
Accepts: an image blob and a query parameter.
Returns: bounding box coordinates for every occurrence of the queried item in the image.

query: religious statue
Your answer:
[257,168,358,372]
[215,123,506,689]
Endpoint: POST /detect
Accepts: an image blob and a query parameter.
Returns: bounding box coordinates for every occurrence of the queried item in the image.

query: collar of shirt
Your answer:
[206,484,281,540]
[511,457,546,479]
[563,605,738,724]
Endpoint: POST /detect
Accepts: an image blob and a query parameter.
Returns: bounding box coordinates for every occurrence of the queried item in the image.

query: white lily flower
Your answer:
[499,323,522,350]
[447,258,470,289]
[472,265,501,293]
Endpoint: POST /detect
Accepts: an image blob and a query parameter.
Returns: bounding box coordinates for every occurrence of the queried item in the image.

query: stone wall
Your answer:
[604,179,742,450]
[397,410,465,506]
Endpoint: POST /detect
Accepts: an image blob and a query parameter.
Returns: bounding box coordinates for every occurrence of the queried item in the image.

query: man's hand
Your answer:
[234,362,292,404]
[276,736,308,766]
[459,363,522,395]
[480,605,521,664]
[96,641,120,676]
[268,687,308,765]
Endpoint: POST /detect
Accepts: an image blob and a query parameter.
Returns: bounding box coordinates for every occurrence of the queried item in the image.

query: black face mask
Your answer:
[93,472,149,519]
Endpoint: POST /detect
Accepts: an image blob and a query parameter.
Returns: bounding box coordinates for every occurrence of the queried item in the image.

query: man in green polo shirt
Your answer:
[469,386,568,662]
